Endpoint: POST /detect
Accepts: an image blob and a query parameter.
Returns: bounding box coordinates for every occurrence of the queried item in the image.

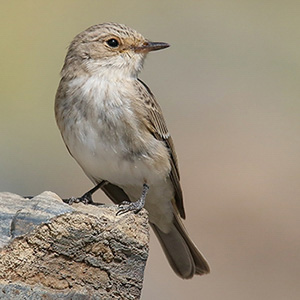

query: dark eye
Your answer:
[106,38,119,48]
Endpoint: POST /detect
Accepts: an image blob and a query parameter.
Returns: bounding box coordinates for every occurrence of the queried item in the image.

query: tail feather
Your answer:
[151,213,210,279]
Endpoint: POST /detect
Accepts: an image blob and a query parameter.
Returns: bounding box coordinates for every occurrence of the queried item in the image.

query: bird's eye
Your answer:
[106,38,119,48]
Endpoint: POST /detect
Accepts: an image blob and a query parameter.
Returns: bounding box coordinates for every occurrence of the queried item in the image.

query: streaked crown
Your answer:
[61,22,169,78]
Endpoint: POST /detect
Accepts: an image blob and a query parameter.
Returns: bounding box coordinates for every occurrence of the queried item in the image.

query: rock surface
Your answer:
[0,192,149,299]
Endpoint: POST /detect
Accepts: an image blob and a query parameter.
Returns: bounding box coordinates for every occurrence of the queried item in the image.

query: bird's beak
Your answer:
[134,41,170,53]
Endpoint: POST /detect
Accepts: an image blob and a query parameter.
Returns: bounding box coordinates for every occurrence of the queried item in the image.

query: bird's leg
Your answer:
[117,183,149,215]
[65,180,108,205]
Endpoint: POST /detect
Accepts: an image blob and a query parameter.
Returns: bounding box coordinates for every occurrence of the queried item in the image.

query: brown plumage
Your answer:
[55,22,210,278]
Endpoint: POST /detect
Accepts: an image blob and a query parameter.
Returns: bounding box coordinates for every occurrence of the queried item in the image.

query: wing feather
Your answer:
[136,79,185,219]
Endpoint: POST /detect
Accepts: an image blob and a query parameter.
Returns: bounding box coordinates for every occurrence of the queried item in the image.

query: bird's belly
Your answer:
[67,125,175,232]
[64,121,171,187]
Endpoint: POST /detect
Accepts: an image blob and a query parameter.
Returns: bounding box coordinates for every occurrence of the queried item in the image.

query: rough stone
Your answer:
[0,192,149,299]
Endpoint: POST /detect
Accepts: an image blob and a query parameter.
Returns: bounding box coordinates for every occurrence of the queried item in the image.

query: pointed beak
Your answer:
[134,41,170,53]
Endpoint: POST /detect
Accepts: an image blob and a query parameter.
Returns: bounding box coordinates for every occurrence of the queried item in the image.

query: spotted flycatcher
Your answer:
[55,23,210,278]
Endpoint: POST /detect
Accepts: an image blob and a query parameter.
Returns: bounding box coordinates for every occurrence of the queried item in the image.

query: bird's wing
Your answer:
[135,79,185,219]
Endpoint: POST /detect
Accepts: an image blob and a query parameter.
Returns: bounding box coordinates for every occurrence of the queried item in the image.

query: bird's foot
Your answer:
[116,183,149,216]
[63,181,108,206]
[63,192,94,205]
[116,199,145,216]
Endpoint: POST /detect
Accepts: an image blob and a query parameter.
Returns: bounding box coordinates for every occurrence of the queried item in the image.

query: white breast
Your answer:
[61,74,171,187]
[57,73,175,231]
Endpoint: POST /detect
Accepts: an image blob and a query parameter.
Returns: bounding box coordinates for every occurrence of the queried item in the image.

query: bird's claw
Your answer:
[116,183,148,216]
[64,193,93,205]
[117,200,143,216]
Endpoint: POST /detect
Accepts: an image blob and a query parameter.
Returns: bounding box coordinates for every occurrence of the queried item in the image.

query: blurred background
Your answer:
[1,1,299,299]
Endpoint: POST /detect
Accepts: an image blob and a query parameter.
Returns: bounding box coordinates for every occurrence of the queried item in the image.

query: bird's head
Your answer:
[62,22,169,79]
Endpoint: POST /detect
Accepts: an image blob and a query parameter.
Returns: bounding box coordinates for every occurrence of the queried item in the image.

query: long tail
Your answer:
[151,213,210,279]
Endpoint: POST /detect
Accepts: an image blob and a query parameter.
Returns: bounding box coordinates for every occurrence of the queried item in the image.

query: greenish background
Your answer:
[1,1,299,299]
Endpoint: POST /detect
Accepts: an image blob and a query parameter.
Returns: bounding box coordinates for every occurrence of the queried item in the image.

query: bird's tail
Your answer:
[151,213,210,279]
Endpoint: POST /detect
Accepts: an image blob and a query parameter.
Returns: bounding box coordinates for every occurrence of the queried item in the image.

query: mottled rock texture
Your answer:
[0,192,149,299]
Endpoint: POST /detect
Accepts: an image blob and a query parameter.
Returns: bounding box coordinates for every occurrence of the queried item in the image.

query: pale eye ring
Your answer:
[106,38,119,48]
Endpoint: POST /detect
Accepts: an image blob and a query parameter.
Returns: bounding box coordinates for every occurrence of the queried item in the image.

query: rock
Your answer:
[0,192,149,299]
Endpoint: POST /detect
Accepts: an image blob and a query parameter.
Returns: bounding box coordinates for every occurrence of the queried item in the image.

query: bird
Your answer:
[55,22,210,279]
